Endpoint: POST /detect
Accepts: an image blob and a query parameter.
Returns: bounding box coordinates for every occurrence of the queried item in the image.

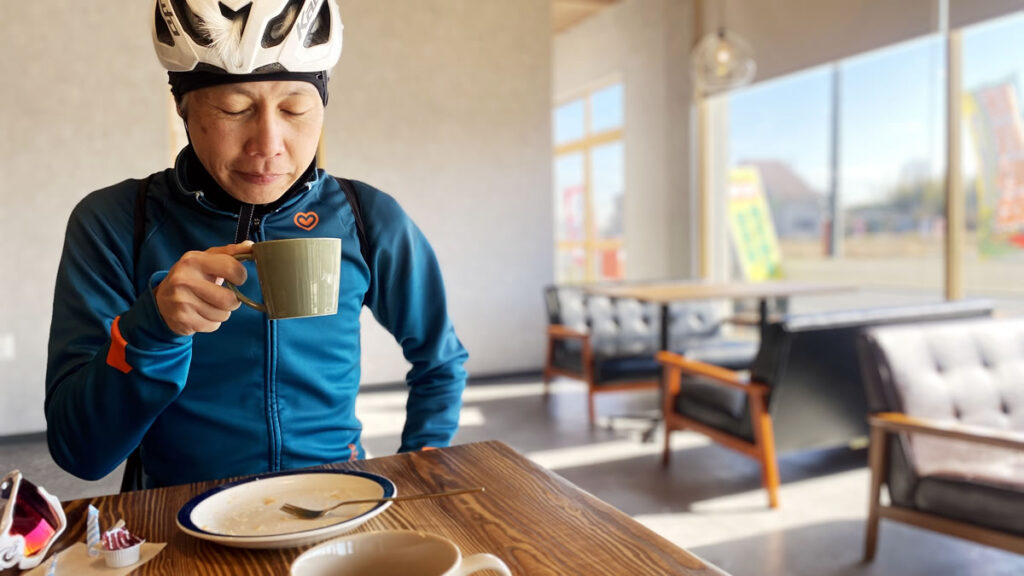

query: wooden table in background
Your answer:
[26,441,726,575]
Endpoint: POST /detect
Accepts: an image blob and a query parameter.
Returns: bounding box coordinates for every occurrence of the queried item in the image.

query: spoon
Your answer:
[279,486,485,519]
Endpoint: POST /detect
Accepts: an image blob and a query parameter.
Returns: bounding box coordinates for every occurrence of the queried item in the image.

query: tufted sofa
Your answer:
[859,317,1024,560]
[656,300,995,508]
[542,285,756,425]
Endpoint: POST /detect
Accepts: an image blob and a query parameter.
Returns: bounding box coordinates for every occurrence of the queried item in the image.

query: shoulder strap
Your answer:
[336,177,373,305]
[336,177,371,267]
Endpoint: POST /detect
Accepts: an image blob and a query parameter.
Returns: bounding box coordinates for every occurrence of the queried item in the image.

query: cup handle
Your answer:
[223,253,266,313]
[456,553,511,576]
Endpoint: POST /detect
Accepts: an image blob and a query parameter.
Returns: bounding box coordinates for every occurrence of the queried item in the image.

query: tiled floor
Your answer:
[3,377,1022,575]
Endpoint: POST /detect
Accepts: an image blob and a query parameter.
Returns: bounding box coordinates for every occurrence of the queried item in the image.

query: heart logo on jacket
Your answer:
[294,212,319,231]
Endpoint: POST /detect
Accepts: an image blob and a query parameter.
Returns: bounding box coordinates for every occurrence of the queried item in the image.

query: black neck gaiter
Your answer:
[183,146,317,242]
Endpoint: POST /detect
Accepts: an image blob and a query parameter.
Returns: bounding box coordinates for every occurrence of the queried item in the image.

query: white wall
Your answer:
[328,0,552,384]
[0,1,552,435]
[0,3,167,437]
[554,0,697,281]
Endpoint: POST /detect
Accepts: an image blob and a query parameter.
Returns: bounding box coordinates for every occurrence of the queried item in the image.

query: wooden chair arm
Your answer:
[871,412,1024,451]
[547,324,589,341]
[655,351,768,396]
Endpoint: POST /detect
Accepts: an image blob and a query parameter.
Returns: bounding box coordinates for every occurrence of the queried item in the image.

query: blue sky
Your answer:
[728,10,1024,208]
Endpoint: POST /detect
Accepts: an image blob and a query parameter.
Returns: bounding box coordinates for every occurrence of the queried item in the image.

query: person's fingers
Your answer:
[158,286,233,334]
[177,251,248,287]
[157,295,217,335]
[190,298,234,325]
[207,241,254,256]
[155,248,250,334]
[213,254,248,287]
[191,280,243,312]
[217,242,255,284]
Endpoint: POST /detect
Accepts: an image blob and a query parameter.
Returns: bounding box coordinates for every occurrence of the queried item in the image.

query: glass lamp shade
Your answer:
[691,28,756,94]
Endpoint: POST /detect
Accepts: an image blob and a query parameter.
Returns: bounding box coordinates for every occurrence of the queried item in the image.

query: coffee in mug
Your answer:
[227,238,341,320]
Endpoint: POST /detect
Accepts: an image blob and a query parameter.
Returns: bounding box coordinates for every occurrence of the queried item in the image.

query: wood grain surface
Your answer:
[12,441,725,575]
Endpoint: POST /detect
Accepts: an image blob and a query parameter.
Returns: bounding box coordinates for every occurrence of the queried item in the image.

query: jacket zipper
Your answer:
[181,168,313,472]
[253,217,282,472]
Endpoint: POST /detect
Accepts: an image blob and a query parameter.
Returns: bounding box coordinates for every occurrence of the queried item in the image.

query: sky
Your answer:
[728,10,1024,208]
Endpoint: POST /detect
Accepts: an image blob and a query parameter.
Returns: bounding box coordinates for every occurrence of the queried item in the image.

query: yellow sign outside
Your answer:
[728,167,782,281]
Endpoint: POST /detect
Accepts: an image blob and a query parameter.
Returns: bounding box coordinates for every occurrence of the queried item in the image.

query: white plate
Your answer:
[176,470,396,549]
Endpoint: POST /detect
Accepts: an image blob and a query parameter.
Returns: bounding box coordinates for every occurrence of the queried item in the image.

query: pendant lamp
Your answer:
[691,2,756,95]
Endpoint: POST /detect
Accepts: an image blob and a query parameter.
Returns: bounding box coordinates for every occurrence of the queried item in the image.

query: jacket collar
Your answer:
[170,146,323,216]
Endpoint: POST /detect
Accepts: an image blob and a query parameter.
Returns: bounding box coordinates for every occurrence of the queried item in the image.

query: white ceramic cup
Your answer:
[290,530,511,576]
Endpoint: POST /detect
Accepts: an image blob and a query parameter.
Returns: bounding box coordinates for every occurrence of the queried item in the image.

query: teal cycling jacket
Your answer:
[44,152,468,487]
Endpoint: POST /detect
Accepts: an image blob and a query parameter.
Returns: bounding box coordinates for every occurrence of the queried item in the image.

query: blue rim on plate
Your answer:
[176,469,395,543]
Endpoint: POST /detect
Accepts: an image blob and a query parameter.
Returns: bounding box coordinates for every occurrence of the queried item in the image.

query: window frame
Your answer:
[553,79,625,283]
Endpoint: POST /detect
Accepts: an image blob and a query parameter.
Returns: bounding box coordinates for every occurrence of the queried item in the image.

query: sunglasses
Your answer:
[0,470,67,570]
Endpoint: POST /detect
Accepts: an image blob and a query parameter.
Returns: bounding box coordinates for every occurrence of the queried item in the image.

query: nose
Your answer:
[244,108,285,159]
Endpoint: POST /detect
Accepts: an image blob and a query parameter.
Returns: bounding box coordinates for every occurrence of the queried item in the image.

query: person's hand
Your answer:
[154,242,253,336]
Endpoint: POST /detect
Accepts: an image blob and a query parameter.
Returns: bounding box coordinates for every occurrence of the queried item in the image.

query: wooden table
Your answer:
[23,441,725,575]
[585,280,853,344]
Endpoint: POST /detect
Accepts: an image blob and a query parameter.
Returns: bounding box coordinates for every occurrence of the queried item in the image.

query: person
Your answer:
[44,0,468,488]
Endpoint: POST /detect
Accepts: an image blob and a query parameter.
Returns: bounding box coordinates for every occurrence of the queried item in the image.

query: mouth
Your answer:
[236,171,286,185]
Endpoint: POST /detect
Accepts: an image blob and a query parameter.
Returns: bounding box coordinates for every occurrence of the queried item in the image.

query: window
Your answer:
[723,35,948,310]
[727,68,831,279]
[553,82,625,283]
[962,12,1024,314]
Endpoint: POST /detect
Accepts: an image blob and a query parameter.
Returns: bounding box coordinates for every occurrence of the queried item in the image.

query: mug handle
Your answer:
[223,253,266,313]
[456,553,511,576]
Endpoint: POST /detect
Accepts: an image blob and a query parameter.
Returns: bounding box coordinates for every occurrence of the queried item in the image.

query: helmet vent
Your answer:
[217,2,252,36]
[169,0,213,46]
[154,3,176,46]
[262,0,303,49]
[190,1,253,70]
[304,1,331,48]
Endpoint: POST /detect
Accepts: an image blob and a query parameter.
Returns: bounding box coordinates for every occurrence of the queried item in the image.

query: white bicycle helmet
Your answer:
[152,0,342,74]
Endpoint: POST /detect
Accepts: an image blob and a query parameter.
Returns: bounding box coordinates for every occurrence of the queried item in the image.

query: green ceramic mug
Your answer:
[226,238,342,320]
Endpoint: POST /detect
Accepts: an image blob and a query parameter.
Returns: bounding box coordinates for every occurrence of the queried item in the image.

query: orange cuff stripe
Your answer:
[420,446,439,452]
[106,316,132,374]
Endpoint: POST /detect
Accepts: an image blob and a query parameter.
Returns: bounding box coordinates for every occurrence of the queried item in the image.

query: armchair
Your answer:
[859,318,1024,560]
[542,285,750,426]
[657,300,994,508]
[542,285,661,425]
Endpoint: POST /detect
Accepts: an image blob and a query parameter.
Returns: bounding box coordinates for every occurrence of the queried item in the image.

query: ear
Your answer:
[174,94,190,124]
[176,104,189,133]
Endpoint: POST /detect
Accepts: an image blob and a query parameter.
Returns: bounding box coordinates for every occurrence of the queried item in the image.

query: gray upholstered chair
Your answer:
[859,317,1024,560]
[543,286,662,424]
[543,285,753,425]
[657,300,994,508]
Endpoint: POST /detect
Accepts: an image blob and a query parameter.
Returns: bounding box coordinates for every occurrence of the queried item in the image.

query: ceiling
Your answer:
[552,0,621,34]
